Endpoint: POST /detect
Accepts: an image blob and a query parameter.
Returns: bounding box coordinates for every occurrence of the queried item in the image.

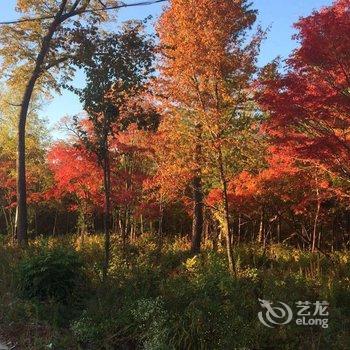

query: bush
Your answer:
[131,297,169,350]
[2,236,349,349]
[17,245,86,303]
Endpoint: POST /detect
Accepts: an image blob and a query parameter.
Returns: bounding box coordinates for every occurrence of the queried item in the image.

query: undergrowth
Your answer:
[0,234,349,349]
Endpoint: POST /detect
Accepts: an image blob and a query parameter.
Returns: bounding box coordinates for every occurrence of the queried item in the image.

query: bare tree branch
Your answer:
[97,0,107,8]
[0,0,168,25]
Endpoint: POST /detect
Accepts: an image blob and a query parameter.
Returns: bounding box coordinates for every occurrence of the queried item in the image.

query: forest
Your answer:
[0,0,349,349]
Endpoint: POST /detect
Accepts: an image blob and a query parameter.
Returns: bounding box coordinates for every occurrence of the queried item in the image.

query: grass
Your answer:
[0,234,349,349]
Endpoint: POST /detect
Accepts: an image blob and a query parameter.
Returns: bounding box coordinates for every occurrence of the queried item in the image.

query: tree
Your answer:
[256,0,350,251]
[47,141,103,231]
[66,21,155,277]
[0,0,165,246]
[156,0,260,267]
[258,0,350,187]
[0,85,50,239]
[203,106,265,269]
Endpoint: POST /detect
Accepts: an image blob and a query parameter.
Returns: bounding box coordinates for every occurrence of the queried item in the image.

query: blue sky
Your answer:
[1,0,334,138]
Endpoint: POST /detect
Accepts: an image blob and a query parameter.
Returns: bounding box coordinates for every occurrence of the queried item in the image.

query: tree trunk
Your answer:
[331,215,336,252]
[156,203,164,261]
[16,0,68,246]
[191,123,204,254]
[237,213,242,245]
[222,190,235,275]
[126,208,131,241]
[191,175,204,254]
[312,201,321,253]
[16,76,35,246]
[158,203,164,237]
[52,209,58,236]
[204,215,209,247]
[102,153,111,280]
[258,211,264,243]
[218,147,235,275]
[140,214,144,235]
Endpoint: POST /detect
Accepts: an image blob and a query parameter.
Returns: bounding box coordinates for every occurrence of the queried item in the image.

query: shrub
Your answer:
[131,297,170,350]
[4,237,349,349]
[17,245,86,303]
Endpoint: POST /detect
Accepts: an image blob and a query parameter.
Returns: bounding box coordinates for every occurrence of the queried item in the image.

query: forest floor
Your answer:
[0,234,349,349]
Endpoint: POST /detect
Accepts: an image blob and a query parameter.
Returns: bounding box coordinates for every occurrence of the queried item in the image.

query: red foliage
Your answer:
[47,125,155,216]
[258,0,350,182]
[47,142,103,212]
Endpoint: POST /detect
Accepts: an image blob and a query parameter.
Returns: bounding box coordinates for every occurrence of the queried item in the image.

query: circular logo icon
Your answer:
[258,298,293,328]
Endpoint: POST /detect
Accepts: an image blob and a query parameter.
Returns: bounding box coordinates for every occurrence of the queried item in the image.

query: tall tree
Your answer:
[156,0,259,261]
[258,0,350,186]
[257,0,350,249]
[0,85,50,238]
[68,21,155,277]
[0,0,164,246]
